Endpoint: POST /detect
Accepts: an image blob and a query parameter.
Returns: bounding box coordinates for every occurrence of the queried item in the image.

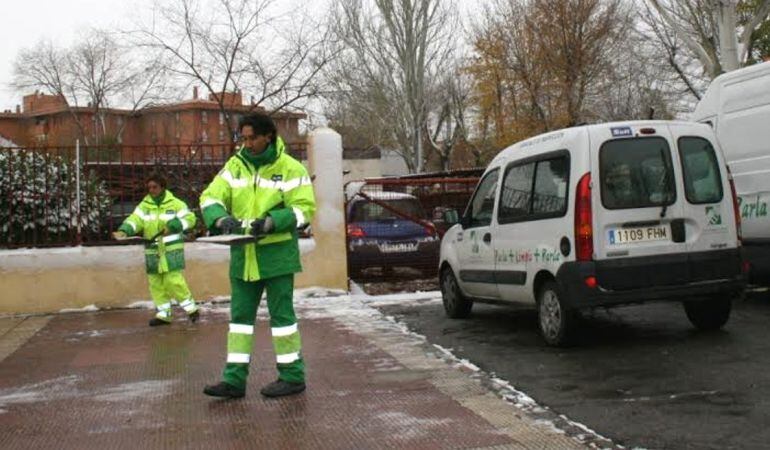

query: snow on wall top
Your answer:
[0,239,316,271]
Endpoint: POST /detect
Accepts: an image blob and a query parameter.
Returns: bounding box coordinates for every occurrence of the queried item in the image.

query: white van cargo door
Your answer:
[667,123,738,253]
[589,125,687,261]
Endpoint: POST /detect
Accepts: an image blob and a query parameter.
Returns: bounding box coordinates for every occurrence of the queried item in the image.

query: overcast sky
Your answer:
[0,0,481,111]
[0,0,155,109]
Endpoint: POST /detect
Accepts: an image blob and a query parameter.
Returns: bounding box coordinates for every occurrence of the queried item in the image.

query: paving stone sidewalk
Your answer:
[0,293,599,449]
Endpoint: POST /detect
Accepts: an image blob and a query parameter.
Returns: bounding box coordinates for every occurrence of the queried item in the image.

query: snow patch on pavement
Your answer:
[0,375,176,409]
[59,304,99,313]
[126,301,155,310]
[94,380,177,402]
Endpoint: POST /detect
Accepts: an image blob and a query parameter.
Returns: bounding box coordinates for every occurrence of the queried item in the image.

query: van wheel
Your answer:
[440,268,473,318]
[684,297,732,331]
[537,281,575,346]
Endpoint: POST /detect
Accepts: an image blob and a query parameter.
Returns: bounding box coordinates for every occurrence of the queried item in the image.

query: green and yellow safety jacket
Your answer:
[199,136,315,281]
[118,190,196,274]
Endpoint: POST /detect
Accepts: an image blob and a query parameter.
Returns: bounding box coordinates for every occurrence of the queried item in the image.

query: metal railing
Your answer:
[0,141,307,248]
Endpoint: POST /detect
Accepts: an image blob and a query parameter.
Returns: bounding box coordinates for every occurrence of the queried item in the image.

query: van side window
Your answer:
[466,168,499,227]
[678,137,723,204]
[533,158,569,215]
[498,154,569,223]
[600,137,676,209]
[499,163,535,222]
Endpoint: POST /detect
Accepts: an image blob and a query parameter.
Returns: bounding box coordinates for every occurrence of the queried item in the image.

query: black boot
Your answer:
[148,317,171,327]
[260,379,306,398]
[203,381,245,399]
[188,310,200,323]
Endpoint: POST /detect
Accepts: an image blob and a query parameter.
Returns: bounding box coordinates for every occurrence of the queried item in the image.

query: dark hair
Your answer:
[146,172,167,189]
[239,113,277,141]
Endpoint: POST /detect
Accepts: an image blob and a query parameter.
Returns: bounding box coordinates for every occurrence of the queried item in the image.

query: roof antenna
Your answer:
[647,107,655,120]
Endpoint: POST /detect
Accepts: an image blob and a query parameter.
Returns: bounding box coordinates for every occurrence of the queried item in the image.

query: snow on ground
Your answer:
[59,304,100,313]
[0,375,176,413]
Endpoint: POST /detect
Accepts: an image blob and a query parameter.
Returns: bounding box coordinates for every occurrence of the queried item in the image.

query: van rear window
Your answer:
[600,137,676,210]
[678,137,723,204]
[350,199,425,221]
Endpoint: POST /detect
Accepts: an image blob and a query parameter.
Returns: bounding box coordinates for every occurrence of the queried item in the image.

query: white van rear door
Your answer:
[589,125,687,261]
[667,123,738,252]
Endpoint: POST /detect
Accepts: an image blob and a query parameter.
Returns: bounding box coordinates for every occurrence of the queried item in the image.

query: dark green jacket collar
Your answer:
[236,136,285,170]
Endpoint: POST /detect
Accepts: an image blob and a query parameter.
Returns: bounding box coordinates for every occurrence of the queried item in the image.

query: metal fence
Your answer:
[0,142,307,248]
[345,169,482,286]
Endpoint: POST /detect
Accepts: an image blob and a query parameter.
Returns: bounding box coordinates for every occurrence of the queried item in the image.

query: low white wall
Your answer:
[0,240,321,315]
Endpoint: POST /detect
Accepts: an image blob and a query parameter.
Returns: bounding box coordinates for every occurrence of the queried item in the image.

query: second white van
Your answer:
[692,61,770,285]
[439,121,746,345]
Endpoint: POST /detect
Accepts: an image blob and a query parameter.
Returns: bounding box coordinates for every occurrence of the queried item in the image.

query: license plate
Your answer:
[378,242,418,253]
[608,225,669,244]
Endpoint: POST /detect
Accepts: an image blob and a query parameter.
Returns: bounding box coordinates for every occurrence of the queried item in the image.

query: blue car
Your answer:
[346,192,440,279]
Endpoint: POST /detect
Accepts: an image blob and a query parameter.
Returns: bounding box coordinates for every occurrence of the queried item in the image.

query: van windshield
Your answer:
[600,137,676,210]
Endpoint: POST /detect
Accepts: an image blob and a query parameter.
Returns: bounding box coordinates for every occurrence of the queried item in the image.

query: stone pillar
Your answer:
[298,128,348,290]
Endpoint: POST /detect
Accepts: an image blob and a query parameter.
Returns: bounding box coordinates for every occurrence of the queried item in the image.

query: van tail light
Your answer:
[727,167,742,243]
[347,224,366,238]
[574,173,593,261]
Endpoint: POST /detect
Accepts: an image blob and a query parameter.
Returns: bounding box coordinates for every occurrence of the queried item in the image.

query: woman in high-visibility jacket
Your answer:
[113,173,200,326]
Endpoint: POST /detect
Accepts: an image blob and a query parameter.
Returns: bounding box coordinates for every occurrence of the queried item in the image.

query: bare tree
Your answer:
[13,30,170,145]
[425,64,474,171]
[646,0,770,79]
[328,0,459,173]
[133,0,335,142]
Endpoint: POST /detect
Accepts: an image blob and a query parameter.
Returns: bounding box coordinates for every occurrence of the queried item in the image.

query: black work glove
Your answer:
[250,217,274,237]
[216,216,241,234]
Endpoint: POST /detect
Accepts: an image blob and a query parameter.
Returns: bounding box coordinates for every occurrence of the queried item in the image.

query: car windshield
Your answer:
[350,198,425,222]
[600,137,676,209]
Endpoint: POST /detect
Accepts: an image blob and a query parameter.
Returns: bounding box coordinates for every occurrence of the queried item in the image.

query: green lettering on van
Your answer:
[738,195,768,220]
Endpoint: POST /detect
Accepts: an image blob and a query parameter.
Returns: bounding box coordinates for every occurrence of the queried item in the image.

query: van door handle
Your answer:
[483,233,492,244]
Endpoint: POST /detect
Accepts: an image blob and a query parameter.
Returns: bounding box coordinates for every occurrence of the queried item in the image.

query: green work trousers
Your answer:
[223,274,304,389]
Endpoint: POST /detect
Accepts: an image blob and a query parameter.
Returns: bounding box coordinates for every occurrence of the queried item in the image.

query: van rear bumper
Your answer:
[555,249,746,309]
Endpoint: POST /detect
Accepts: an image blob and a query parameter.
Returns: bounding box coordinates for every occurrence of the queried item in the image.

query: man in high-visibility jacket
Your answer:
[113,174,200,326]
[201,113,315,399]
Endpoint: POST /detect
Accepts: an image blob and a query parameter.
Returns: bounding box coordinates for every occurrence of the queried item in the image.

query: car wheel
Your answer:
[537,281,575,346]
[440,267,473,318]
[684,297,732,331]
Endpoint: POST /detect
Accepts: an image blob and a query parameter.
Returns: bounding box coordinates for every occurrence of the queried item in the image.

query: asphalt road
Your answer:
[375,290,770,450]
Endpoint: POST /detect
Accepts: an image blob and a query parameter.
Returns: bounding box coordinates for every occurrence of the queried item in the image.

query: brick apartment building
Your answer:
[0,88,304,150]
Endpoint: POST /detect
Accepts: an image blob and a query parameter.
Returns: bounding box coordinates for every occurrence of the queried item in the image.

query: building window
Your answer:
[219,112,225,125]
[175,112,180,123]
[202,130,208,142]
[202,111,208,124]
[219,130,225,142]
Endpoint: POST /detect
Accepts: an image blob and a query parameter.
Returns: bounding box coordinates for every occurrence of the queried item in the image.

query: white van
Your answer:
[692,62,770,284]
[439,121,746,346]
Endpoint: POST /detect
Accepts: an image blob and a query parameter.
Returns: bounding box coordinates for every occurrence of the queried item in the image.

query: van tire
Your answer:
[440,268,473,318]
[537,281,575,346]
[684,297,732,331]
